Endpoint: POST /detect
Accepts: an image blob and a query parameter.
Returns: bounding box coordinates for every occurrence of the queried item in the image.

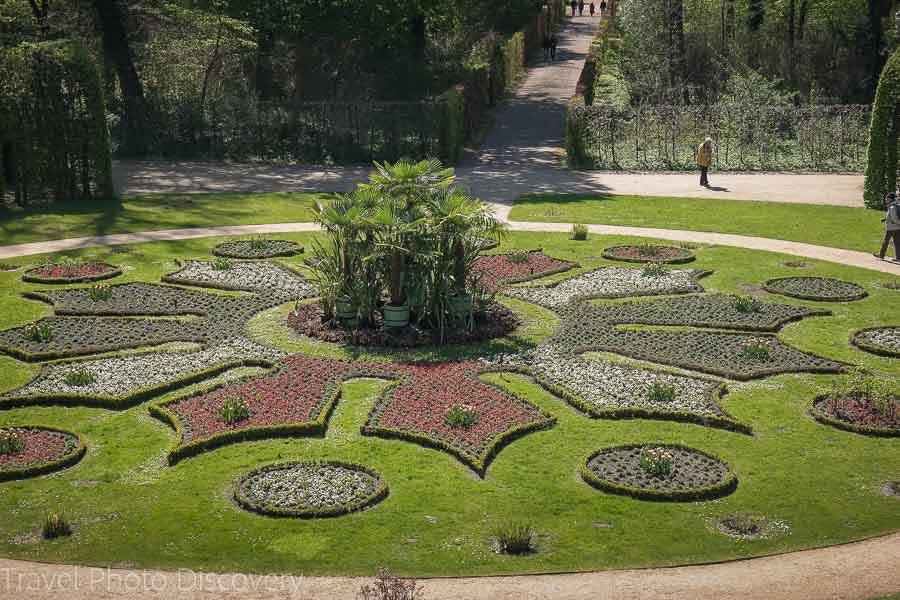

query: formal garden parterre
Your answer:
[0,162,897,578]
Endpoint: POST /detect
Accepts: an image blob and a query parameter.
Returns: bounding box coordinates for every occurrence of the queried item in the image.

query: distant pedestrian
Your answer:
[696,137,713,187]
[570,0,577,16]
[550,34,559,60]
[590,2,596,17]
[875,191,900,261]
[542,34,551,61]
[578,0,585,16]
[600,0,607,16]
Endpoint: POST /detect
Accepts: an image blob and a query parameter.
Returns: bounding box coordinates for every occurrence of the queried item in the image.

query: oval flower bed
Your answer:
[234,461,388,518]
[581,444,737,501]
[602,245,696,265]
[472,250,578,293]
[23,262,122,284]
[0,426,86,481]
[811,394,899,437]
[212,239,303,259]
[763,277,867,302]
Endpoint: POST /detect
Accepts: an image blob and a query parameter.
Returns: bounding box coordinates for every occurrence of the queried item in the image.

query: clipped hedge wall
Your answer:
[864,48,900,209]
[0,41,113,206]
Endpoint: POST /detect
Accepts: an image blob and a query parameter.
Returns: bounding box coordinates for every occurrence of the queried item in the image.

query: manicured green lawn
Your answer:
[509,194,884,253]
[0,193,320,247]
[0,232,897,577]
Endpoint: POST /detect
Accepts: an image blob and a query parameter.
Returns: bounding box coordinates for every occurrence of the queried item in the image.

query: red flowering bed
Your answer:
[160,356,553,473]
[23,262,121,284]
[473,251,577,293]
[0,427,85,481]
[813,395,899,436]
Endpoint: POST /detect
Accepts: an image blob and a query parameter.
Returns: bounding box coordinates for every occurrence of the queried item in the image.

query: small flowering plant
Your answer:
[639,447,674,478]
[0,430,25,455]
[641,262,667,278]
[740,339,773,362]
[445,405,479,429]
[219,397,251,424]
[88,284,113,302]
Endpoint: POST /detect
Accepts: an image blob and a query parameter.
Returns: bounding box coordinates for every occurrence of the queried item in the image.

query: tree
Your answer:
[92,0,148,156]
[863,48,900,209]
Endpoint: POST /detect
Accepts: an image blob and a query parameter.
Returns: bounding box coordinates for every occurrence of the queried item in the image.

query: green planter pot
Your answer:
[335,296,357,321]
[382,303,410,328]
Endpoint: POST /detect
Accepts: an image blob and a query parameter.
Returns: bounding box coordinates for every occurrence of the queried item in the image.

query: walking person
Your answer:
[696,137,713,187]
[578,0,585,16]
[570,0,577,16]
[550,34,558,61]
[542,33,551,61]
[599,0,607,16]
[874,191,900,261]
[589,2,596,17]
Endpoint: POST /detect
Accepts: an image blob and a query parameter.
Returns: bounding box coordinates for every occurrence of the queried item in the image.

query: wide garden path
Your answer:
[2,532,898,599]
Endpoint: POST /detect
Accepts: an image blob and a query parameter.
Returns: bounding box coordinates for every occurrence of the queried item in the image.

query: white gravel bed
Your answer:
[856,328,900,354]
[7,338,283,398]
[167,261,314,298]
[239,463,379,510]
[485,345,723,417]
[504,267,705,309]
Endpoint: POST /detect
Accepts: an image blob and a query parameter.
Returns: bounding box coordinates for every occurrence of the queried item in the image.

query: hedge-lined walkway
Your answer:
[2,532,897,599]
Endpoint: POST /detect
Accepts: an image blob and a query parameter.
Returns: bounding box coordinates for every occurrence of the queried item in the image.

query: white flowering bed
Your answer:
[235,462,386,517]
[7,338,282,399]
[504,267,705,309]
[853,327,900,356]
[486,345,723,418]
[165,261,314,298]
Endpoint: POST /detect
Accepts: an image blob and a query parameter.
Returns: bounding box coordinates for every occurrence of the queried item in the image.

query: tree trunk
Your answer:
[390,251,405,305]
[92,0,147,156]
[453,239,466,290]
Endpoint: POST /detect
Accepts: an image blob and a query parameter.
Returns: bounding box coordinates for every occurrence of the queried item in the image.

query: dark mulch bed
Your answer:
[287,301,520,348]
[23,262,122,284]
[814,395,899,432]
[602,245,696,265]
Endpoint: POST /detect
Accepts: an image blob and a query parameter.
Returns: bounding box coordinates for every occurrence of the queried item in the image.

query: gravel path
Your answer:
[0,532,896,599]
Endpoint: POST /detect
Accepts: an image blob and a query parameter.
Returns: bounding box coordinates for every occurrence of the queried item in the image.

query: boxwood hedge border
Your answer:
[233,460,389,519]
[762,277,868,302]
[601,245,696,265]
[850,326,900,359]
[809,395,899,438]
[22,263,122,285]
[0,426,87,482]
[580,443,739,502]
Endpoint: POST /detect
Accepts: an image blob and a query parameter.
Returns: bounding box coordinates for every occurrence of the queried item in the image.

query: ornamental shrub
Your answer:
[571,223,588,241]
[358,569,424,600]
[647,383,676,403]
[64,368,96,387]
[492,521,535,555]
[445,405,478,429]
[639,447,674,478]
[42,512,72,539]
[0,41,113,206]
[0,430,24,455]
[88,285,112,302]
[864,48,900,209]
[212,257,233,271]
[25,323,52,343]
[219,397,251,424]
[733,295,762,313]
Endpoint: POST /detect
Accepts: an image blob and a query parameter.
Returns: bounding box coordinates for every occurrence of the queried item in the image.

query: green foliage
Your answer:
[639,447,674,477]
[507,252,530,264]
[219,396,251,425]
[64,368,96,388]
[647,383,676,403]
[571,223,589,241]
[740,341,771,362]
[211,257,232,271]
[641,263,666,278]
[24,323,52,343]
[734,295,762,314]
[444,405,478,429]
[0,430,24,455]
[864,48,900,210]
[0,41,113,205]
[88,285,112,302]
[492,521,535,555]
[358,569,424,600]
[42,512,72,540]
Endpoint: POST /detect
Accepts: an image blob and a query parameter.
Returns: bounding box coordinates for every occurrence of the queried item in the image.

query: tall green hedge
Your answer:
[0,41,113,206]
[863,48,900,209]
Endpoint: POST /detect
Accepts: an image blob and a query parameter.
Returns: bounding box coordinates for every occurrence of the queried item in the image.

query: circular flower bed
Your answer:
[212,240,303,259]
[602,245,696,265]
[472,251,577,293]
[234,461,388,518]
[811,395,899,437]
[581,444,737,501]
[763,277,867,302]
[287,301,520,348]
[852,327,900,358]
[23,262,122,284]
[0,426,86,481]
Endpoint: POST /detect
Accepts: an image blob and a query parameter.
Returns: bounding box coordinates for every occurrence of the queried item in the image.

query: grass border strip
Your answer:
[601,245,696,265]
[0,426,87,482]
[762,277,868,302]
[580,443,738,502]
[850,326,900,359]
[233,460,389,519]
[809,395,899,438]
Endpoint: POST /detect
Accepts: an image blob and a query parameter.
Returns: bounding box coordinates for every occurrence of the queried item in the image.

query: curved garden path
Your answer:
[1,532,898,599]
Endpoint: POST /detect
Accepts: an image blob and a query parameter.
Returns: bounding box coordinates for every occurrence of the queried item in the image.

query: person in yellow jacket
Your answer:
[696,137,713,187]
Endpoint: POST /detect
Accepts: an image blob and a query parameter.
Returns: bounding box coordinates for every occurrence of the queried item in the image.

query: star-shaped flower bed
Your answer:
[154,356,554,476]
